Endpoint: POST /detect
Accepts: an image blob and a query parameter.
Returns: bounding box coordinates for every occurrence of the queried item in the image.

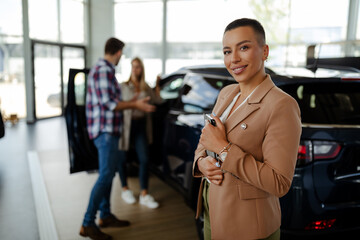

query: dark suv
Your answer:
[65,60,360,239]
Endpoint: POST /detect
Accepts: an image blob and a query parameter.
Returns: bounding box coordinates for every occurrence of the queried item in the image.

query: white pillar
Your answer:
[22,0,35,123]
[346,0,359,41]
[345,0,359,56]
[161,0,168,75]
[88,0,114,67]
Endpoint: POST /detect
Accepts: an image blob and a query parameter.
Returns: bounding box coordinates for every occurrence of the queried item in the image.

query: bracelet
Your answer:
[219,142,232,155]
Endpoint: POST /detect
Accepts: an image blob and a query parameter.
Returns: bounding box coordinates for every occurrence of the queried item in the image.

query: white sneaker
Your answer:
[121,190,136,204]
[139,194,159,209]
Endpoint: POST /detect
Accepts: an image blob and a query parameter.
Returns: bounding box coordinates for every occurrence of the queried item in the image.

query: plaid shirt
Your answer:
[86,58,122,139]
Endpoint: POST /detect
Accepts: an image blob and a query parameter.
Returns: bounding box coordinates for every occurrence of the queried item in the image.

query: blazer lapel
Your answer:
[225,103,259,134]
[224,75,276,134]
[213,85,240,117]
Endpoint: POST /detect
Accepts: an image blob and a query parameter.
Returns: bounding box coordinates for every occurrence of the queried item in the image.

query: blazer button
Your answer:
[241,123,247,129]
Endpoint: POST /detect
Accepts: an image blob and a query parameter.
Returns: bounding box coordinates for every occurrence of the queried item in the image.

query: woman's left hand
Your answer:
[156,74,161,87]
[154,74,161,97]
[199,114,229,154]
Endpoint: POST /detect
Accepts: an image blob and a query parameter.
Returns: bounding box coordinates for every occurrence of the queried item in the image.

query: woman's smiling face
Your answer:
[222,26,268,84]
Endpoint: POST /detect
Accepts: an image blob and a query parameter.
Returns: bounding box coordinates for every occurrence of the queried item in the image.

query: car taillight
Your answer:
[297,140,313,166]
[341,77,360,81]
[297,140,342,167]
[313,141,341,160]
[305,219,336,230]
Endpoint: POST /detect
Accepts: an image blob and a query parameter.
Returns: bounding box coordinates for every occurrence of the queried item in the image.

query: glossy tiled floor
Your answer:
[0,117,68,240]
[0,117,199,240]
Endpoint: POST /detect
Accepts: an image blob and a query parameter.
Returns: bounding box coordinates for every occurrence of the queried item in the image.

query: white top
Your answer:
[219,92,241,122]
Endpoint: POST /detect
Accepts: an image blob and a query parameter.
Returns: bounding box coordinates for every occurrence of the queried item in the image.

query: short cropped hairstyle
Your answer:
[224,18,266,46]
[104,37,125,55]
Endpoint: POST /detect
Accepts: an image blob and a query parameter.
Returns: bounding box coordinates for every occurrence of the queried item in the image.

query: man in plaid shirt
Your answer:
[80,38,155,240]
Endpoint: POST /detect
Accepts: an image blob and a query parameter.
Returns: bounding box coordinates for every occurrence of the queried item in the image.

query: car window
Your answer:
[175,73,234,113]
[160,75,184,100]
[74,72,87,106]
[281,82,360,125]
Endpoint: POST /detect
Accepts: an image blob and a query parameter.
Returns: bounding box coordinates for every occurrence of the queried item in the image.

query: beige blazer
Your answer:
[193,75,302,239]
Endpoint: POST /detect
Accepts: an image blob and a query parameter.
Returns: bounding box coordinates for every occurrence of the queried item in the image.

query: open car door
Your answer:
[64,68,98,173]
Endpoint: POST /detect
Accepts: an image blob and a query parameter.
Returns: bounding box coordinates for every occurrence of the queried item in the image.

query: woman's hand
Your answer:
[199,114,229,154]
[135,96,156,112]
[156,74,161,87]
[154,74,161,97]
[197,156,224,185]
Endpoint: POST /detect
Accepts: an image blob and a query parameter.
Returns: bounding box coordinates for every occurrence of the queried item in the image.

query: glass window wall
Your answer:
[33,44,62,118]
[283,0,350,66]
[29,0,86,44]
[115,0,163,87]
[32,42,86,120]
[289,0,349,44]
[0,36,26,119]
[28,0,87,120]
[60,0,85,43]
[0,0,23,36]
[115,0,357,77]
[29,0,59,41]
[0,0,25,120]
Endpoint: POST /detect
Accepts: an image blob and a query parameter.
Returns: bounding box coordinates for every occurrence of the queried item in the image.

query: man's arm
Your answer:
[114,96,155,113]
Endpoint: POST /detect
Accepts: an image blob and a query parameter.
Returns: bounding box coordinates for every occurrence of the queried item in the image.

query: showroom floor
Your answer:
[0,117,198,240]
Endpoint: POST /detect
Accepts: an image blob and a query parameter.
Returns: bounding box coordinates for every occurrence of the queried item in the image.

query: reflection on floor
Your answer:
[0,117,199,240]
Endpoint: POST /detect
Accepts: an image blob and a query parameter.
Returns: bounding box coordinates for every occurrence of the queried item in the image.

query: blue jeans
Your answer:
[82,133,120,226]
[118,119,149,190]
